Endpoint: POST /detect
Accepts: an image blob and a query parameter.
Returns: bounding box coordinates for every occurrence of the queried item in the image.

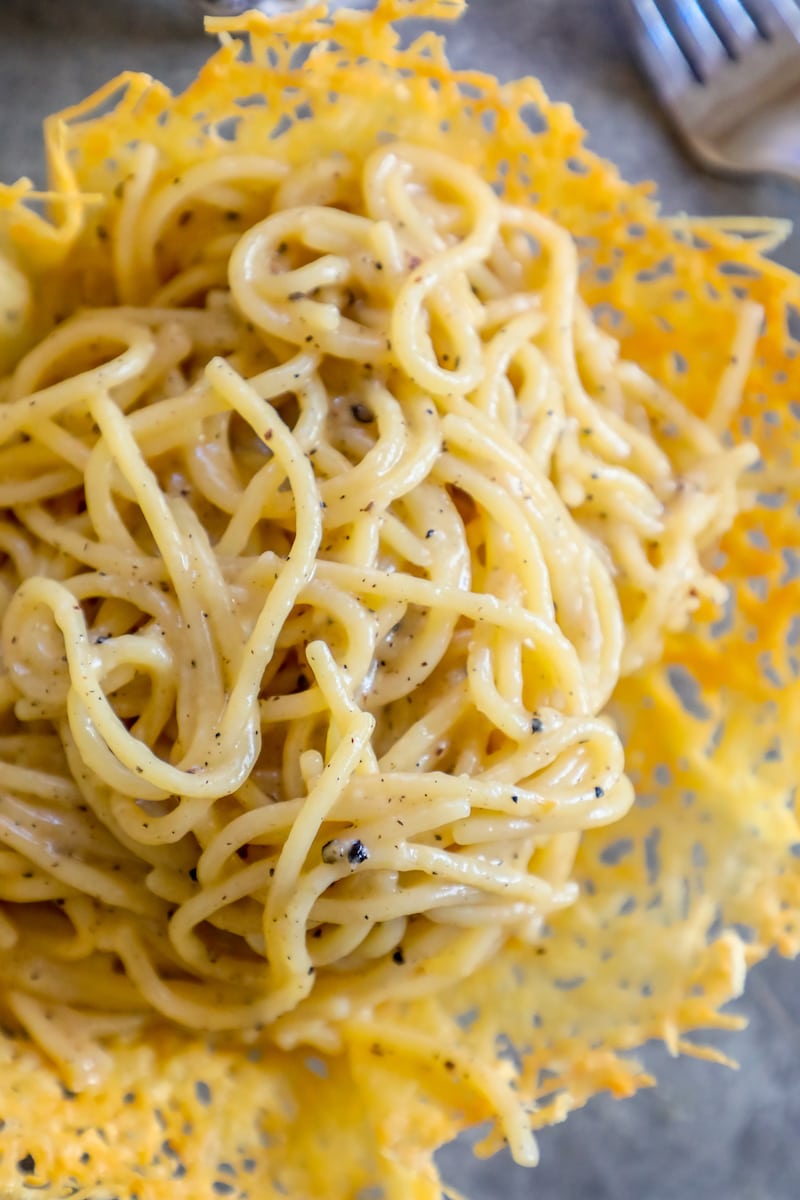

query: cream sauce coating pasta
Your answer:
[0,141,754,1081]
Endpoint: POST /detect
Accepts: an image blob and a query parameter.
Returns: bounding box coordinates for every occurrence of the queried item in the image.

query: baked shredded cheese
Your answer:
[0,3,798,1196]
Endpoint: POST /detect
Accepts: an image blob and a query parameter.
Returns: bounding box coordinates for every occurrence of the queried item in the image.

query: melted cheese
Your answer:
[0,2,798,1195]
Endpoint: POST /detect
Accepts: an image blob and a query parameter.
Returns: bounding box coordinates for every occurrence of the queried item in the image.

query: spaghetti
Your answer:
[0,5,797,1196]
[0,37,772,1171]
[0,136,757,1086]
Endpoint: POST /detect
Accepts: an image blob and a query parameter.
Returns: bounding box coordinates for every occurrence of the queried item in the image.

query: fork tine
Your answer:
[659,0,728,80]
[702,0,760,55]
[745,0,800,38]
[620,0,696,101]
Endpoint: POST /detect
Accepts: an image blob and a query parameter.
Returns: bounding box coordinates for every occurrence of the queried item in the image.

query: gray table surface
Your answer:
[1,2,799,1197]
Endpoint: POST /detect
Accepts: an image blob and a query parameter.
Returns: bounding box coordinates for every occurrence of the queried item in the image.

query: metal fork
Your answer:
[619,0,800,181]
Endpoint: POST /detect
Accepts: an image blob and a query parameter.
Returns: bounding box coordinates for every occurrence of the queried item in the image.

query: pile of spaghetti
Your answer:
[0,3,798,1197]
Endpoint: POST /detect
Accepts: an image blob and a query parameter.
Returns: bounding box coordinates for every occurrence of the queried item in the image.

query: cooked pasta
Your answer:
[0,113,757,1089]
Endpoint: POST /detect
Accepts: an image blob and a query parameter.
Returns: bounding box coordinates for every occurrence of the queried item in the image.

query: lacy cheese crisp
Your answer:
[0,3,798,1197]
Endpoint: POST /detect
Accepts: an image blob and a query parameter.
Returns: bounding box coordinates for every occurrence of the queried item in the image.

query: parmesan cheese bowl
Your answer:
[0,3,799,1197]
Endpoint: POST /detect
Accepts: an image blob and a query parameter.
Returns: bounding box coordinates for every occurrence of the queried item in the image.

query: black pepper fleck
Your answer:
[348,839,369,864]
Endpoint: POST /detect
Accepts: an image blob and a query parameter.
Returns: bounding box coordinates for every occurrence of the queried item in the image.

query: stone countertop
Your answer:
[0,2,798,1197]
